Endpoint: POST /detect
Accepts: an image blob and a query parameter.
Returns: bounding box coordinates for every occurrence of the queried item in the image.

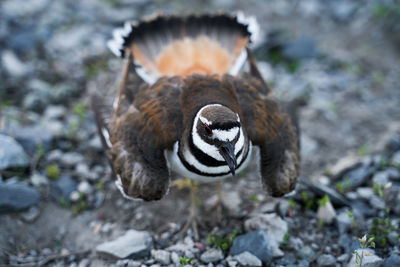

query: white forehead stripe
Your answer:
[212,127,239,142]
[199,116,212,125]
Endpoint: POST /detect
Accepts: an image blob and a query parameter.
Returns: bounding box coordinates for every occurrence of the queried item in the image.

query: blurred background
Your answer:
[1,0,400,266]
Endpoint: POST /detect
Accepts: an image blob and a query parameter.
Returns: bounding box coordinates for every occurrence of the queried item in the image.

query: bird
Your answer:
[92,13,300,237]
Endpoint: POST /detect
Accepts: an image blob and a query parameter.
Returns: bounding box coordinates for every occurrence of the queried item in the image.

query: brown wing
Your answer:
[108,56,183,201]
[235,51,300,196]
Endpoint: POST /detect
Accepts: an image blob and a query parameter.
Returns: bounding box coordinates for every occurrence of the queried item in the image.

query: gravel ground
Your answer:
[1,0,400,266]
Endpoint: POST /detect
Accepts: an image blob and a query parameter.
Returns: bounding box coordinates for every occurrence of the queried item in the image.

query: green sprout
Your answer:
[355,235,375,267]
[318,195,330,207]
[207,230,238,253]
[46,164,60,180]
[180,256,194,266]
[251,194,260,203]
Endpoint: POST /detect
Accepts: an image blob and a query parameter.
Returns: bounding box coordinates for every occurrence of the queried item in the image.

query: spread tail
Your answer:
[107,12,260,84]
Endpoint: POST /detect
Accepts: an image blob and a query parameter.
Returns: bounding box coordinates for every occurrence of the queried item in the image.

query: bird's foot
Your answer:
[178,213,200,240]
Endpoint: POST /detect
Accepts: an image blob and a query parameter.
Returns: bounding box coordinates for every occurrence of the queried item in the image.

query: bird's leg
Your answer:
[177,179,199,240]
[216,181,223,223]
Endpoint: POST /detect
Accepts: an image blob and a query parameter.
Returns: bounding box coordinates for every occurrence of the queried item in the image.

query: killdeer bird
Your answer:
[93,13,300,236]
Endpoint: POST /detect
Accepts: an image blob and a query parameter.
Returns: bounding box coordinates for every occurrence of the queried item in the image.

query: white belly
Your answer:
[164,141,258,182]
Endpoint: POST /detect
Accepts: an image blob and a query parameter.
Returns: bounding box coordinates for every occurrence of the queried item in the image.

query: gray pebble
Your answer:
[200,248,223,263]
[316,254,336,266]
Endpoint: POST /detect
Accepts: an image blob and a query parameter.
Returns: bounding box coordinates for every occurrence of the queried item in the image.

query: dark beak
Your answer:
[218,141,237,176]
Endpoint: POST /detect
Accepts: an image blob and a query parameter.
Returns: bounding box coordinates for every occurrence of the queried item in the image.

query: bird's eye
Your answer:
[203,123,213,136]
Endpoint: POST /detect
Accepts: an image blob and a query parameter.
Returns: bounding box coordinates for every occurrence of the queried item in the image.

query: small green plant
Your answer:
[207,230,238,253]
[287,60,300,73]
[180,256,194,266]
[46,164,60,180]
[251,194,260,203]
[59,197,68,208]
[72,102,87,121]
[317,220,324,229]
[36,144,45,158]
[301,191,315,210]
[96,181,104,190]
[347,210,358,229]
[288,199,297,209]
[318,195,330,207]
[335,179,351,194]
[354,235,375,267]
[71,200,87,214]
[370,217,397,247]
[280,232,290,248]
[357,144,369,157]
[373,3,400,19]
[373,182,384,198]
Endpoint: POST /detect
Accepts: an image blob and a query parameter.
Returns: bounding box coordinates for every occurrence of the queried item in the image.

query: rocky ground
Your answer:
[1,0,400,266]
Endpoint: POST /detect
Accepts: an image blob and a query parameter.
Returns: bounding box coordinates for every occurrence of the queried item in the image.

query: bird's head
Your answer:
[192,104,243,176]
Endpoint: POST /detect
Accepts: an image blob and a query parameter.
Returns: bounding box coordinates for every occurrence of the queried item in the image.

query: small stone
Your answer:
[30,172,48,187]
[78,181,92,195]
[60,152,85,167]
[69,191,80,202]
[383,253,400,267]
[10,124,56,154]
[337,253,349,263]
[75,163,90,177]
[298,259,310,267]
[345,191,358,200]
[101,223,113,234]
[369,195,385,210]
[78,258,90,267]
[44,105,67,120]
[329,155,360,177]
[42,248,52,255]
[330,0,357,21]
[93,191,105,208]
[297,246,315,261]
[0,183,40,212]
[317,199,336,224]
[1,50,29,77]
[336,210,352,234]
[96,229,153,259]
[317,254,335,266]
[20,206,40,222]
[88,136,103,151]
[23,93,48,113]
[356,187,373,200]
[384,185,400,215]
[221,191,241,211]
[310,243,319,251]
[289,237,304,250]
[234,251,262,267]
[283,36,317,60]
[50,175,78,204]
[345,165,375,189]
[388,231,399,246]
[0,134,30,170]
[244,213,287,257]
[200,248,223,263]
[348,249,382,267]
[372,171,390,186]
[392,151,400,165]
[170,252,180,265]
[386,168,400,181]
[47,149,63,162]
[151,250,170,265]
[230,230,273,262]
